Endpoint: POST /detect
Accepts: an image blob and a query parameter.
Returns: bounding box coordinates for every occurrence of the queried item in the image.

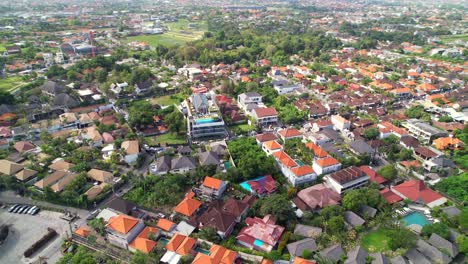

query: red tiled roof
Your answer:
[256,133,277,142]
[203,176,223,190]
[315,157,339,167]
[254,107,278,118]
[392,180,445,205]
[290,165,315,177]
[359,166,387,184]
[106,214,139,234]
[380,188,403,204]
[273,151,297,168]
[278,128,302,139]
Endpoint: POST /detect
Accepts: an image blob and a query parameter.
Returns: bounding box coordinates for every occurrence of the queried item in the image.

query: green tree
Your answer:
[128,100,155,129]
[377,165,398,181]
[165,109,185,134]
[387,228,417,250]
[456,235,468,255]
[363,127,379,140]
[259,194,295,224]
[421,222,450,239]
[197,227,220,243]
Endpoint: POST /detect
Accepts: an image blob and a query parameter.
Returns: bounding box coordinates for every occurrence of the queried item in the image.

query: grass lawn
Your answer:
[361,229,391,252]
[230,123,253,133]
[440,34,468,43]
[127,19,207,47]
[147,133,187,146]
[0,76,26,92]
[150,94,184,106]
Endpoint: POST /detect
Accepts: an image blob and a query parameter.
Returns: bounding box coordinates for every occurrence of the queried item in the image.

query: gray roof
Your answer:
[319,128,343,142]
[286,238,317,257]
[406,119,448,137]
[358,205,377,218]
[416,239,451,264]
[349,140,374,155]
[294,224,322,238]
[0,104,16,114]
[171,156,196,170]
[198,151,220,166]
[448,229,460,243]
[211,144,226,156]
[177,145,192,155]
[430,157,456,168]
[54,93,79,108]
[155,155,171,173]
[245,103,259,111]
[440,206,461,218]
[428,233,458,257]
[370,253,388,264]
[405,248,431,264]
[390,256,407,264]
[344,246,368,264]
[344,211,366,228]
[191,93,208,113]
[319,244,344,262]
[41,81,65,95]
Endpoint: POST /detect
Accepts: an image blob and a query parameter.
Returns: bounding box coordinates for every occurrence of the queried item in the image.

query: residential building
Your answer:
[121,140,140,165]
[359,166,387,185]
[236,215,284,252]
[295,183,341,211]
[238,92,263,110]
[325,166,369,194]
[428,233,458,258]
[252,107,278,127]
[331,115,350,131]
[192,244,238,264]
[256,133,278,145]
[200,176,228,198]
[273,151,317,186]
[128,226,160,254]
[106,214,145,249]
[241,175,277,196]
[433,137,464,151]
[262,140,282,155]
[161,233,196,264]
[278,128,303,141]
[186,93,226,139]
[403,119,448,144]
[174,192,202,217]
[87,169,113,183]
[391,180,447,208]
[318,244,345,263]
[272,80,300,94]
[312,157,342,175]
[287,238,317,258]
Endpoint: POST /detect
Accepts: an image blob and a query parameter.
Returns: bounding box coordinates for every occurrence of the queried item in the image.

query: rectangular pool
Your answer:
[196,118,215,124]
[240,176,267,192]
[402,212,429,227]
[295,159,305,166]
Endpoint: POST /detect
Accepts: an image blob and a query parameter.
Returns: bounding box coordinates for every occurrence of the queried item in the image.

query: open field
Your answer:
[440,34,468,43]
[0,209,69,264]
[361,229,391,252]
[150,94,184,106]
[127,19,207,47]
[0,76,26,92]
[146,133,187,145]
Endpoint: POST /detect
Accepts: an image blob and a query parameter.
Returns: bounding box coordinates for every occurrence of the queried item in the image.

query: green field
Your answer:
[440,34,468,43]
[127,19,207,47]
[0,76,26,92]
[150,94,184,106]
[361,229,391,252]
[146,133,187,146]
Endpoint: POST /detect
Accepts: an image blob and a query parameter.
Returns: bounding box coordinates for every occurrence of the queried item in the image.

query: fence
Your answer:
[71,234,132,263]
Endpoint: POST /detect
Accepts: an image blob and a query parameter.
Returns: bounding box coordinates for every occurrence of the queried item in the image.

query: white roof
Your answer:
[96,208,118,222]
[175,221,196,236]
[160,251,181,264]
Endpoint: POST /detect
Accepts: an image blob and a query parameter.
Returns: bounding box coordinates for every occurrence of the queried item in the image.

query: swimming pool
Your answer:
[240,176,267,192]
[196,248,210,255]
[196,118,215,124]
[224,161,232,169]
[402,212,429,227]
[295,159,305,166]
[159,237,169,245]
[254,239,264,247]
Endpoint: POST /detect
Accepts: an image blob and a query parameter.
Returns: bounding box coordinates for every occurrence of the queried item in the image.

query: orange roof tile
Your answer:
[166,233,185,252]
[294,257,316,264]
[107,215,139,234]
[175,236,196,255]
[278,128,302,139]
[174,197,202,217]
[129,237,157,253]
[203,176,223,190]
[290,165,315,177]
[305,143,328,158]
[315,157,339,167]
[273,151,298,168]
[263,140,282,150]
[156,218,176,232]
[74,227,90,237]
[136,226,159,240]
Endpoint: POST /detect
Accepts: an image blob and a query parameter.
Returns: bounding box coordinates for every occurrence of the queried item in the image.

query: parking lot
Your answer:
[0,208,70,264]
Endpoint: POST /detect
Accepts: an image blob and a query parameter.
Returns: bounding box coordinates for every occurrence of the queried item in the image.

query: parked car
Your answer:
[19,206,30,214]
[30,207,40,215]
[12,205,25,213]
[8,204,19,212]
[27,206,37,214]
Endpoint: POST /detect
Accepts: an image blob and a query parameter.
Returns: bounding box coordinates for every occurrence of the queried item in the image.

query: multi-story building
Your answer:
[186,93,227,139]
[402,119,448,144]
[324,166,369,194]
[106,214,145,249]
[251,107,278,127]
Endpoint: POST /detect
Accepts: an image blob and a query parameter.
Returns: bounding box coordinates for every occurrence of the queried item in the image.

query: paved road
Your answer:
[0,191,90,226]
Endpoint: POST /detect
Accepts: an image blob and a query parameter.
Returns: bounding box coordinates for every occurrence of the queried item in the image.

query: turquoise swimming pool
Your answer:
[295,159,305,166]
[159,237,169,245]
[196,118,215,124]
[240,176,267,192]
[196,248,210,255]
[402,212,429,227]
[254,239,264,247]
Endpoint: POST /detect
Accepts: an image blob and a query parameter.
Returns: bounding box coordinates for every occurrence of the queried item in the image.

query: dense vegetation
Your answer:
[434,172,468,202]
